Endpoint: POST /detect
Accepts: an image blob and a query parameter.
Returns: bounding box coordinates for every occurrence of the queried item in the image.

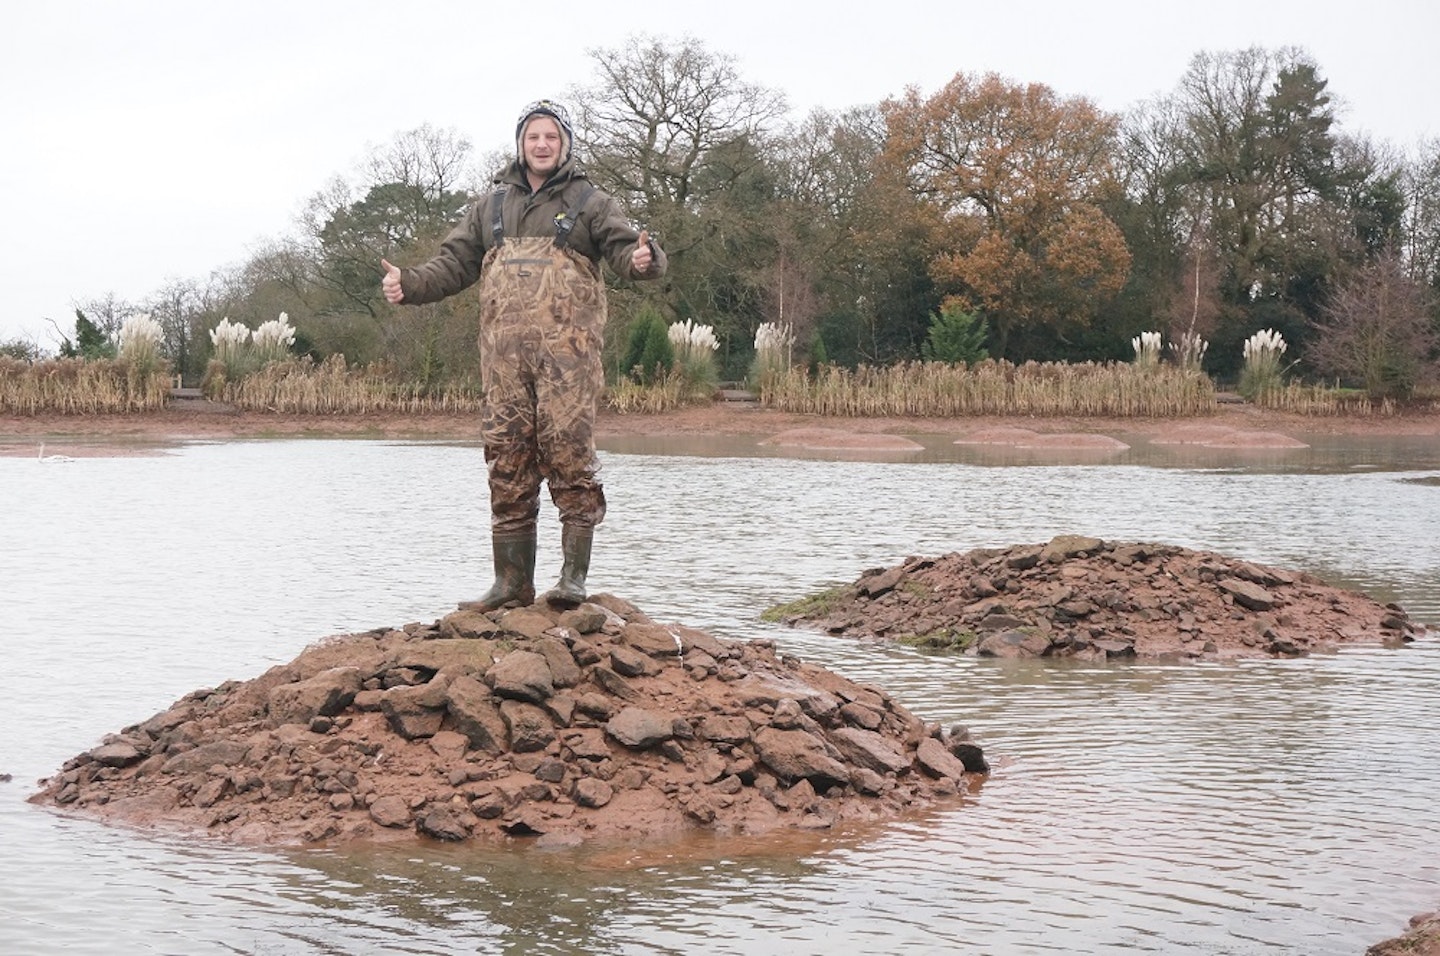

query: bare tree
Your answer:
[568,35,788,372]
[363,124,476,197]
[72,292,140,342]
[1165,217,1223,346]
[572,34,787,229]
[145,278,207,383]
[1400,137,1440,289]
[298,127,477,323]
[1308,254,1437,399]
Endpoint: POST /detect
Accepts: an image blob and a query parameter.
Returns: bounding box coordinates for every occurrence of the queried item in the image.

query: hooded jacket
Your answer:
[397,154,665,305]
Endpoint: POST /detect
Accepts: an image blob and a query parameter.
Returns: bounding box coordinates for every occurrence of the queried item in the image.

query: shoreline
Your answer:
[2,400,1438,449]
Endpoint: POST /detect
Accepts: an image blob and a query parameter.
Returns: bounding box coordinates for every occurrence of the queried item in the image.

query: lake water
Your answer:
[2,430,1438,955]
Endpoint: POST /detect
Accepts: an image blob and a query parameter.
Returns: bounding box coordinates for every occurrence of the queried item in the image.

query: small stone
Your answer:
[90,742,144,768]
[418,805,473,841]
[606,708,675,749]
[573,777,614,808]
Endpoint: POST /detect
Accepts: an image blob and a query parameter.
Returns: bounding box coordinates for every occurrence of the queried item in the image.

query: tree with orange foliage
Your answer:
[879,73,1131,359]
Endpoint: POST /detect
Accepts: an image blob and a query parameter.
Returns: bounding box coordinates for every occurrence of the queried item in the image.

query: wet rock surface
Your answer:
[1368,909,1440,956]
[771,536,1427,661]
[29,595,985,847]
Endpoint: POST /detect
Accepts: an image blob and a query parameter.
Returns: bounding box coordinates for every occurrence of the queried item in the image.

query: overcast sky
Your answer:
[3,0,1436,348]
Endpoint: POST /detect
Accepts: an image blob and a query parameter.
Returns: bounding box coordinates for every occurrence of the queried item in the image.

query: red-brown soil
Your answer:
[1,397,1438,448]
[30,595,987,849]
[1369,911,1440,956]
[771,536,1427,662]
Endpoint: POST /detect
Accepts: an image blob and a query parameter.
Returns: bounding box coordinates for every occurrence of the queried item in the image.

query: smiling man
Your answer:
[381,99,666,611]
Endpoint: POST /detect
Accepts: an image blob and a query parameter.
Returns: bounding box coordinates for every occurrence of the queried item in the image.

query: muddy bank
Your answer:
[4,396,1439,445]
[1369,909,1440,956]
[769,536,1426,661]
[30,595,987,848]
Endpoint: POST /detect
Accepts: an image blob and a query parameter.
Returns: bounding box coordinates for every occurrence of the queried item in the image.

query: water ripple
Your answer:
[2,440,1438,955]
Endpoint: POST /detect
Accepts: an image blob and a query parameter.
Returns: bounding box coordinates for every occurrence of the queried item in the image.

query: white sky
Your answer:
[3,0,1436,348]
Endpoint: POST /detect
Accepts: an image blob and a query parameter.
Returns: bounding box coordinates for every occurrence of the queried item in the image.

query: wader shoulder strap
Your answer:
[489,187,507,245]
[552,185,596,250]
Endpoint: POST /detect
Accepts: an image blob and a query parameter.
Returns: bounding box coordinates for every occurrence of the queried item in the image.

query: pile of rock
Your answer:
[771,535,1425,661]
[1369,909,1440,956]
[30,595,986,847]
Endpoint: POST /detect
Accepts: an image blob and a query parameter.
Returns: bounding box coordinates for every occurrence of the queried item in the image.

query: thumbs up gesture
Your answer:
[631,230,655,275]
[380,258,404,304]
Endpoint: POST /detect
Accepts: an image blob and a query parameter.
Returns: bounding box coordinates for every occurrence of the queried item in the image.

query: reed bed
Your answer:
[0,357,170,414]
[1253,382,1396,416]
[5,353,1415,420]
[231,357,718,414]
[606,372,690,413]
[218,356,485,414]
[763,360,1219,418]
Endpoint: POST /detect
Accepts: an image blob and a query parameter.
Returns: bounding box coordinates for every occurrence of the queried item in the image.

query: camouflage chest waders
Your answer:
[477,235,607,535]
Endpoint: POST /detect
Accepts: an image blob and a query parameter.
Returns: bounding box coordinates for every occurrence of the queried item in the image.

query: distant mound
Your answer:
[761,427,924,451]
[953,426,1129,450]
[1148,423,1309,448]
[30,596,987,848]
[767,536,1425,661]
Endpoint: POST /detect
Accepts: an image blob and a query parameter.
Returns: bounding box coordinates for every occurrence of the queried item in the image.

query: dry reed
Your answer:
[0,357,171,414]
[762,360,1219,418]
[6,353,1407,420]
[219,356,485,414]
[1253,382,1394,416]
[606,372,689,413]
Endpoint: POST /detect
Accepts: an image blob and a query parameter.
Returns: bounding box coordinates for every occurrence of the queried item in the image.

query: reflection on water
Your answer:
[2,435,1438,955]
[599,429,1440,475]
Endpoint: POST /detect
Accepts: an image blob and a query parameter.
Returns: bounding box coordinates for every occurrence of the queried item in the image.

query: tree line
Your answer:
[9,36,1438,400]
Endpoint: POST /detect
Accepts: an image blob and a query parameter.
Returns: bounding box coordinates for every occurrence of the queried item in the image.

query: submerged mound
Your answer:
[1147,423,1309,449]
[761,427,924,451]
[30,595,986,848]
[769,536,1426,661]
[953,426,1130,451]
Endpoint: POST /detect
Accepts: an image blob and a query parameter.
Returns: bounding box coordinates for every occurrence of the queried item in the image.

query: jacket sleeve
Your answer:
[587,193,667,282]
[398,196,492,305]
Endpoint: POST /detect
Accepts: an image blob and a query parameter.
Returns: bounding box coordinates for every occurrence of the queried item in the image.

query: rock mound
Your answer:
[769,536,1426,661]
[29,595,986,848]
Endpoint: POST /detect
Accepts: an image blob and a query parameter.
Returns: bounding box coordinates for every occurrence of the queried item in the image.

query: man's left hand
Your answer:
[631,230,655,275]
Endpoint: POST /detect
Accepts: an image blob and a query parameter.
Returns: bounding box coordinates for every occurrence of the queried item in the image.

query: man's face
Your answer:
[522,116,563,176]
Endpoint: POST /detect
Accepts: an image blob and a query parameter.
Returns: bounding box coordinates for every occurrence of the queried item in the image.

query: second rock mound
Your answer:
[768,536,1425,661]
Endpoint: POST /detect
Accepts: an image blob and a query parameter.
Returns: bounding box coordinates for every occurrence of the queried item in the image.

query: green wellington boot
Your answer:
[543,524,593,608]
[458,529,537,612]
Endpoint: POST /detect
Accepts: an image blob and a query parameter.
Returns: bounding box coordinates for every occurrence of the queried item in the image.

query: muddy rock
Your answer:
[29,596,985,847]
[267,667,363,726]
[771,538,1427,661]
[486,650,555,703]
[1368,908,1440,956]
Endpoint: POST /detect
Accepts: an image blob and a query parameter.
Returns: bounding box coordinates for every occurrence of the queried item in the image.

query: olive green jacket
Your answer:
[397,157,666,305]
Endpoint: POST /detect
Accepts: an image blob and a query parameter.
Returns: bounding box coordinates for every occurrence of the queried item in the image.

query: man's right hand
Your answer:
[381,259,404,304]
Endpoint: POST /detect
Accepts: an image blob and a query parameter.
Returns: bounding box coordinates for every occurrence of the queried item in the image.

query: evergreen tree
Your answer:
[58,310,117,359]
[620,309,675,384]
[921,306,990,364]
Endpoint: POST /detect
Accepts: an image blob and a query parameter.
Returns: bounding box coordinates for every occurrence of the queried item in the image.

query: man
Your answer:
[381,99,666,610]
